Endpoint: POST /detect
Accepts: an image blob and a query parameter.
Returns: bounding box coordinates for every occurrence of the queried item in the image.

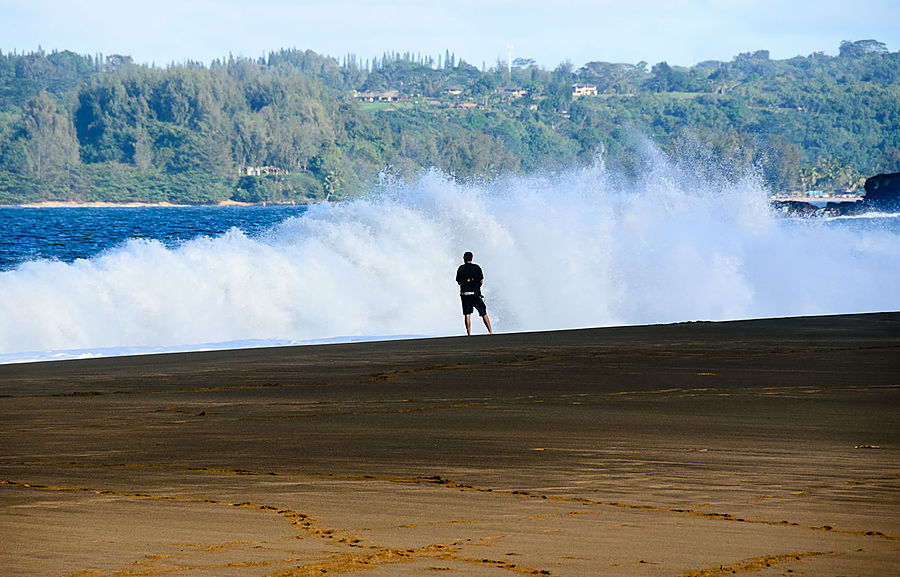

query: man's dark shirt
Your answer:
[456,262,484,295]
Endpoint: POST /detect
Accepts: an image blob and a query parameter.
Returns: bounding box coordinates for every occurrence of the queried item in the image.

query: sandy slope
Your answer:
[1,313,898,576]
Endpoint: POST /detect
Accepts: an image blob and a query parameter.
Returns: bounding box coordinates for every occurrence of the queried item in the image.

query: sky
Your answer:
[2,0,898,69]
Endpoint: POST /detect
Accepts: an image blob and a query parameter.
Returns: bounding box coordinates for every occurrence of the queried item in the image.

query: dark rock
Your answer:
[770,200,822,217]
[771,172,900,216]
[861,172,900,211]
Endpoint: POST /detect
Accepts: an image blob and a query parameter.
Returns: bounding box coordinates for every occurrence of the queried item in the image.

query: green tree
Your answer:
[20,91,79,181]
[1,42,899,203]
[839,40,888,58]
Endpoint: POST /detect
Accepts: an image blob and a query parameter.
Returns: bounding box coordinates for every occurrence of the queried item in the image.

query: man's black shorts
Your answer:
[461,294,487,316]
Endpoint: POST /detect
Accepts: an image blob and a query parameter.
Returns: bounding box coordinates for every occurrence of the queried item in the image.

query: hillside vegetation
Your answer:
[1,40,898,204]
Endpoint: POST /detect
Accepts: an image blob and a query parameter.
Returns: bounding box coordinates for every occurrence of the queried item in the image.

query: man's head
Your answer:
[463,251,473,263]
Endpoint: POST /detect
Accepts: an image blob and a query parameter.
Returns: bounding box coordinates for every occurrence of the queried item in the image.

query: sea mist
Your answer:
[2,151,899,358]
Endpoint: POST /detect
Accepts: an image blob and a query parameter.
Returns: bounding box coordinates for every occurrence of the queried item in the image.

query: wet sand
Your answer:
[1,313,898,576]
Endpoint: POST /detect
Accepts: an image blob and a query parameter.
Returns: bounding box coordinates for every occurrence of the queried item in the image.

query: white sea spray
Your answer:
[2,152,899,360]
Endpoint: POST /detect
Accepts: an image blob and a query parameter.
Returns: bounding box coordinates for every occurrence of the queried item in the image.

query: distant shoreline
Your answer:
[769,194,863,203]
[4,196,866,208]
[1,200,314,208]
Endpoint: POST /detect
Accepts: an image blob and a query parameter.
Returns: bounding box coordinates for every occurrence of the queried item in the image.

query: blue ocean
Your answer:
[2,157,899,363]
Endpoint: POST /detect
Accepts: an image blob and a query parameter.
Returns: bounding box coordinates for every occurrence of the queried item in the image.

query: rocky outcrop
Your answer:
[860,172,900,210]
[771,200,822,217]
[772,172,900,216]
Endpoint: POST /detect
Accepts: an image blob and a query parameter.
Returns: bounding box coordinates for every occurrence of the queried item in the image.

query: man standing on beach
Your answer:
[456,251,493,336]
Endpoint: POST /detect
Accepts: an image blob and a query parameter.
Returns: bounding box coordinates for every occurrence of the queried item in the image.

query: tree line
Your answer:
[0,39,897,204]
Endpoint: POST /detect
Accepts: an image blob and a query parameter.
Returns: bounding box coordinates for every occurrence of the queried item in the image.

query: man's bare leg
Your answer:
[482,314,493,334]
[464,314,472,335]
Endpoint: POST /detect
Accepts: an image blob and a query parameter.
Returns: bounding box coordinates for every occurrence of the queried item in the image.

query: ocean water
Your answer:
[0,205,307,269]
[2,154,899,363]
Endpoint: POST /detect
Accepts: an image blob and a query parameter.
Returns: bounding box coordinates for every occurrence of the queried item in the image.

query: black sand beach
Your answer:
[1,313,898,576]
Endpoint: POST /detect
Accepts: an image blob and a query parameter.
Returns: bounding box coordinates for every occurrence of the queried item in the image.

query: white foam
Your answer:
[825,211,900,221]
[0,334,424,364]
[2,152,899,362]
